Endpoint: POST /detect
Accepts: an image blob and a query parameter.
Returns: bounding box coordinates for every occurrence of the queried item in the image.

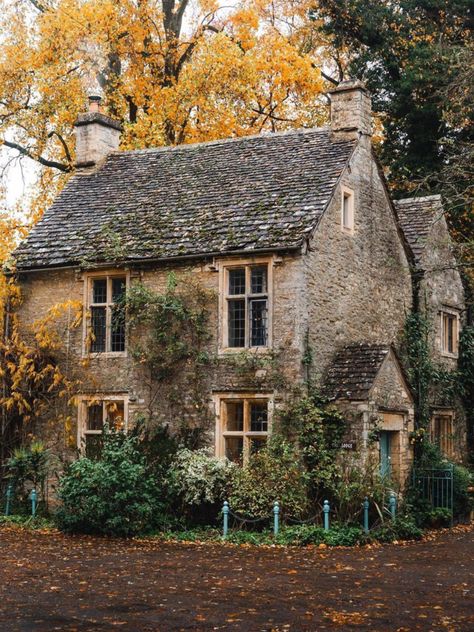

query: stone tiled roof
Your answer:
[324,343,390,401]
[394,195,442,265]
[14,128,356,270]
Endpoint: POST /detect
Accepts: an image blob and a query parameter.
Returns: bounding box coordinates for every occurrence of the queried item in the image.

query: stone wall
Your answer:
[303,138,413,384]
[418,215,467,460]
[16,253,307,457]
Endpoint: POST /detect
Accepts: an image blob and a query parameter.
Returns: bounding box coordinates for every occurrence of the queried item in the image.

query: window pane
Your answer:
[228,299,245,347]
[250,402,268,432]
[226,402,244,431]
[111,305,126,352]
[250,299,268,346]
[447,316,454,353]
[92,279,107,304]
[225,436,243,463]
[112,277,126,303]
[90,306,106,352]
[105,401,125,430]
[228,269,246,295]
[86,404,103,431]
[343,194,351,228]
[249,436,267,455]
[250,266,267,294]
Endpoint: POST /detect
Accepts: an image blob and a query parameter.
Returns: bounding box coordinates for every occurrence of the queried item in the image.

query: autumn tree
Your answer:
[0,0,329,217]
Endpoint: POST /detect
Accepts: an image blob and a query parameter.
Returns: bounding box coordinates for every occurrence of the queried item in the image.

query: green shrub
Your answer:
[323,525,365,546]
[226,530,273,545]
[228,437,309,520]
[167,448,235,524]
[5,441,52,513]
[275,525,326,546]
[423,507,452,528]
[453,464,473,517]
[56,428,165,537]
[372,516,423,543]
[277,394,345,505]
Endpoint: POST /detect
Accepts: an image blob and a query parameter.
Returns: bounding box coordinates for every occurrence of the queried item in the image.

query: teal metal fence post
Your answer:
[273,501,279,536]
[363,497,369,534]
[5,484,12,516]
[30,489,37,518]
[323,500,330,531]
[389,492,397,520]
[222,500,229,538]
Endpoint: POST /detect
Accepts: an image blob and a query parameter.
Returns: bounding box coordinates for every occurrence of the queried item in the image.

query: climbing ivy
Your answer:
[123,273,215,445]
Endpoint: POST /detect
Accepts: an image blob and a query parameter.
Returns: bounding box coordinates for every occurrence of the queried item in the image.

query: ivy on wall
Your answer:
[124,273,215,446]
[402,310,473,462]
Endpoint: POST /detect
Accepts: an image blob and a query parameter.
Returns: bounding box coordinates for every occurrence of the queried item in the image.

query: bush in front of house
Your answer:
[56,427,165,537]
[227,436,310,520]
[167,447,235,524]
[371,516,423,543]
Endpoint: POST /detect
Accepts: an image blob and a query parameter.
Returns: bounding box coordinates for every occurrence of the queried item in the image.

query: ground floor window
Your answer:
[215,395,271,464]
[78,396,128,457]
[431,413,454,457]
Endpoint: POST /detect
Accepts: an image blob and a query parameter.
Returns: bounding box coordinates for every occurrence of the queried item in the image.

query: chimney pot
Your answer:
[88,95,102,113]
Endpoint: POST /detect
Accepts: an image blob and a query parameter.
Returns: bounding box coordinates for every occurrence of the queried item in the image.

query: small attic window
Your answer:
[341,187,354,233]
[440,310,459,357]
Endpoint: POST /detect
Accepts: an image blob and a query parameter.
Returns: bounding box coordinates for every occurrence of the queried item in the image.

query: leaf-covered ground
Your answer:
[0,524,472,631]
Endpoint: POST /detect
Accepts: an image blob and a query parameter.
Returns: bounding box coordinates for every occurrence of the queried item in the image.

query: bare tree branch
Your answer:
[1,139,71,172]
[47,131,73,165]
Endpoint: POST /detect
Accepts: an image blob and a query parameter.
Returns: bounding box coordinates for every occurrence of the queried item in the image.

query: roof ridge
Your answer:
[395,194,442,205]
[112,126,335,157]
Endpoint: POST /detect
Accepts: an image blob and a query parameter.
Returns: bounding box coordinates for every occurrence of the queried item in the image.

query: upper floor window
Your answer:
[78,396,127,458]
[341,186,354,233]
[216,395,270,464]
[440,310,459,356]
[87,275,127,353]
[224,264,269,348]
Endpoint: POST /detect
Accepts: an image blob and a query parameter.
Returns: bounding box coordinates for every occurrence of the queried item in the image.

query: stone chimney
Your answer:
[74,95,122,168]
[329,80,372,141]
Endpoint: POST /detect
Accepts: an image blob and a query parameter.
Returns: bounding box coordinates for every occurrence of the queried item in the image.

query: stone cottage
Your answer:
[11,81,466,485]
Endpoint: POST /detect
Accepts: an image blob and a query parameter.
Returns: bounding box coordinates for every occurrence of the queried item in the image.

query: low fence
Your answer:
[2,484,38,518]
[221,494,398,538]
[412,465,454,521]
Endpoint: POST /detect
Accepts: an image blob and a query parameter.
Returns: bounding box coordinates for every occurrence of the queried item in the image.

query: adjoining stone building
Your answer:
[396,195,467,461]
[11,81,467,485]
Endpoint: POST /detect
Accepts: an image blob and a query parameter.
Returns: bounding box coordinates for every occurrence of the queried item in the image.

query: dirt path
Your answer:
[0,525,472,631]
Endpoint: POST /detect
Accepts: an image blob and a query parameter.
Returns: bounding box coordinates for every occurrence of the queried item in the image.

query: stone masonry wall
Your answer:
[419,216,467,459]
[303,138,413,383]
[16,253,307,458]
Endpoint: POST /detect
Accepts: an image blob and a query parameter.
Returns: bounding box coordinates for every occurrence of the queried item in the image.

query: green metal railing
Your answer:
[412,465,454,520]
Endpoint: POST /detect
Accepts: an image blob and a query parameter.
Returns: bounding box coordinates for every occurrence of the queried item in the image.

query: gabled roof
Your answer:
[394,195,443,266]
[324,343,391,401]
[14,128,356,271]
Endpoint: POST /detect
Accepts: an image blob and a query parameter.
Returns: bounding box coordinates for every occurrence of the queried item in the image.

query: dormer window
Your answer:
[341,186,354,233]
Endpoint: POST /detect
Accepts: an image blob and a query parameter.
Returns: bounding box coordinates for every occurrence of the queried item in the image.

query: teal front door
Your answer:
[380,431,392,478]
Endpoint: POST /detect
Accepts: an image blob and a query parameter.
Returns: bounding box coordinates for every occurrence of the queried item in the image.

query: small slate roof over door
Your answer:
[324,343,391,401]
[13,128,355,270]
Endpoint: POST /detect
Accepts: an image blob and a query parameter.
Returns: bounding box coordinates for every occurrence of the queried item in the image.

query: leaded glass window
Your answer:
[221,398,269,464]
[88,276,127,353]
[225,265,269,348]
